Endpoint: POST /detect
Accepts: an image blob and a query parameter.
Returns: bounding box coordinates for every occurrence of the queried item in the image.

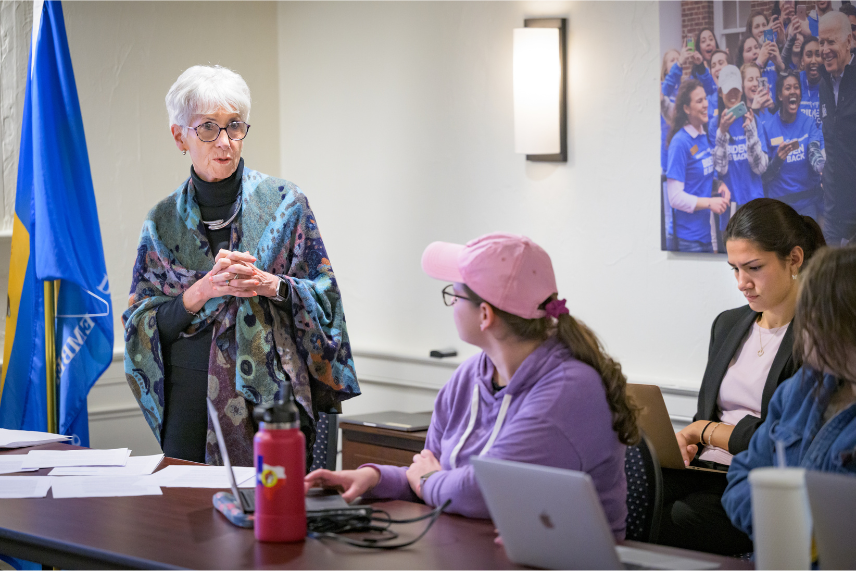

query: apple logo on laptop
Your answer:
[539,511,554,529]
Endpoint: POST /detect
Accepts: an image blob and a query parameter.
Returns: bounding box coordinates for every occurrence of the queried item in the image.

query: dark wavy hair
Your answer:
[667,79,704,146]
[793,246,856,385]
[775,69,802,113]
[462,285,640,446]
[724,198,826,268]
[695,27,720,64]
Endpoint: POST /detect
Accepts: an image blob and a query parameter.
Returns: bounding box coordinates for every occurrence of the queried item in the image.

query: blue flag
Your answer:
[0,0,113,446]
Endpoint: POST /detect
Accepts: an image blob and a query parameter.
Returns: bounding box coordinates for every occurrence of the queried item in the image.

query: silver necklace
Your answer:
[202,194,242,230]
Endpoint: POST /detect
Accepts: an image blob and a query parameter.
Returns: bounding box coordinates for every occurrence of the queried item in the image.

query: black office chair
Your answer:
[624,431,663,543]
[310,411,339,472]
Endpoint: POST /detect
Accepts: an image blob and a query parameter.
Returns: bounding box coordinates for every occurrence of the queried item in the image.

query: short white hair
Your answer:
[819,12,852,43]
[165,65,251,128]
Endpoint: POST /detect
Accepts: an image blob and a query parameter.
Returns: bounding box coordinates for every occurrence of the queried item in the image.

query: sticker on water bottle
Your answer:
[258,462,286,488]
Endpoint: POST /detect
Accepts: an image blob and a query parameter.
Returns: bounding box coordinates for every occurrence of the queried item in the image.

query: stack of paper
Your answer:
[21,448,130,470]
[50,475,162,499]
[0,476,52,498]
[0,456,39,475]
[0,429,71,449]
[49,454,164,476]
[153,465,255,488]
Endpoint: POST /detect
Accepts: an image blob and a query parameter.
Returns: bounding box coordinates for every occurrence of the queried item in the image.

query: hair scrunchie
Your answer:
[545,298,570,318]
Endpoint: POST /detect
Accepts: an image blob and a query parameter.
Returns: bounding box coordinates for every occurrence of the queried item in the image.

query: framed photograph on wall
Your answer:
[658,0,830,253]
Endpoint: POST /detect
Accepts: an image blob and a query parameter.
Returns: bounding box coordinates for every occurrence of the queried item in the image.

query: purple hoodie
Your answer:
[363,336,628,538]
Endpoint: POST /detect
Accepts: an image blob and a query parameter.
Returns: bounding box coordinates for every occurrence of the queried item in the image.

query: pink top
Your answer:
[699,321,789,465]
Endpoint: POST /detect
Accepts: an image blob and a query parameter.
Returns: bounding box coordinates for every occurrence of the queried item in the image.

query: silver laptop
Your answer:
[806,470,856,570]
[470,456,719,570]
[205,398,354,515]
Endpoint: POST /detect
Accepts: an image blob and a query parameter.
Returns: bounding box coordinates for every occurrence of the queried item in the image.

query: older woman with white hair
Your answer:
[123,65,360,465]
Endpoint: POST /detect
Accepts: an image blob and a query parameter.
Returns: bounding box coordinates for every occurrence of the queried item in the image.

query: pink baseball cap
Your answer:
[421,233,558,319]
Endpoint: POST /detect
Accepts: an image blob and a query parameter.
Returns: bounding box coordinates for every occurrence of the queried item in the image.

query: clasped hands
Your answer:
[182,249,281,314]
[303,449,444,503]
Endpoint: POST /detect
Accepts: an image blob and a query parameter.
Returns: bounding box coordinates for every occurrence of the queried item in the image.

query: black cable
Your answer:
[309,499,452,549]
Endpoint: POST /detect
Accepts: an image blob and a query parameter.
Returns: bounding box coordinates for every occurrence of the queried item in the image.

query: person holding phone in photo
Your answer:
[736,35,778,111]
[738,61,775,123]
[708,50,732,121]
[666,80,731,253]
[745,12,786,96]
[711,66,769,216]
[782,16,808,70]
[762,71,825,219]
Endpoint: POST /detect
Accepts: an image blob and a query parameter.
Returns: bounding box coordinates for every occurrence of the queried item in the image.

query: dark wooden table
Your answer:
[340,422,428,470]
[0,443,751,570]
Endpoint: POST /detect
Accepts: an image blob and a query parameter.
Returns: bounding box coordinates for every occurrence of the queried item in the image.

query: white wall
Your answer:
[3,1,730,454]
[277,0,746,399]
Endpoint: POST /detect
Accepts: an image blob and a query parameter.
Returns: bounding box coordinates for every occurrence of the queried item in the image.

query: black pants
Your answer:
[658,467,753,556]
[161,366,208,463]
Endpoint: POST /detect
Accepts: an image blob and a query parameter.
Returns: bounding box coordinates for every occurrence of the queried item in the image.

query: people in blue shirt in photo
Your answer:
[710,65,769,225]
[662,43,719,147]
[707,50,730,123]
[740,62,776,125]
[666,80,731,253]
[798,36,823,128]
[806,0,834,37]
[762,71,825,219]
[743,12,786,97]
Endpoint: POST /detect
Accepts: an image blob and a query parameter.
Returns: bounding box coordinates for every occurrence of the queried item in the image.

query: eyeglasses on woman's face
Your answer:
[185,121,250,143]
[442,284,473,307]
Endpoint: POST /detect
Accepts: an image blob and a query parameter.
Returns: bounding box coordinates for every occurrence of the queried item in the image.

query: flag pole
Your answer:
[44,280,58,434]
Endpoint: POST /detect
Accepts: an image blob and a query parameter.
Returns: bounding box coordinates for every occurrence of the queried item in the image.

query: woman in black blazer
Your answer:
[658,199,826,555]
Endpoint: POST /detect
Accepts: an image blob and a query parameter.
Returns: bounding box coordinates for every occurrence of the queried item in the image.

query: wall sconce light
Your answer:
[512,18,567,162]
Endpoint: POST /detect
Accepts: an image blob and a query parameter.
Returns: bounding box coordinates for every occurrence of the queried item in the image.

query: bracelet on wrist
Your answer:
[707,422,721,447]
[699,421,714,446]
[180,291,198,316]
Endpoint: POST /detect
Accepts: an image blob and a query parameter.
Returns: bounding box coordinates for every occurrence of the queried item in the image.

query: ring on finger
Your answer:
[233,273,239,280]
[226,279,231,286]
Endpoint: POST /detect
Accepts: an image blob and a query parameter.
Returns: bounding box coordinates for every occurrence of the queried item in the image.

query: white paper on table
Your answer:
[21,448,130,469]
[49,475,163,498]
[0,456,39,475]
[0,428,71,449]
[0,476,52,498]
[153,465,255,488]
[49,454,164,476]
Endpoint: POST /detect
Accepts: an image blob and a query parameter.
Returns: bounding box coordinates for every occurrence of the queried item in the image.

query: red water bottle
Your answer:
[252,385,306,542]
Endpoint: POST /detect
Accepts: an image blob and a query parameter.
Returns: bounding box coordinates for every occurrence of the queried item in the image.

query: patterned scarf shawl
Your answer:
[123,167,359,466]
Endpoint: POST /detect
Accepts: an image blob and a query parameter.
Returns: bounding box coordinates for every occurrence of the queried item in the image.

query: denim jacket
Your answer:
[722,368,856,539]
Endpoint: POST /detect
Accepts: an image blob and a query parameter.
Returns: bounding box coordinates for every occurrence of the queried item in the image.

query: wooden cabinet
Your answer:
[340,422,428,470]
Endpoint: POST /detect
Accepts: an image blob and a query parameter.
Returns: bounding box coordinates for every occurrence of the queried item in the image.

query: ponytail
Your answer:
[462,286,640,446]
[801,215,826,259]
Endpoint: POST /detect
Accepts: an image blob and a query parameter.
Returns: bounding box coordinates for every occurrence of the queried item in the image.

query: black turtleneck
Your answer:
[192,158,243,254]
[154,159,244,462]
[155,158,245,368]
